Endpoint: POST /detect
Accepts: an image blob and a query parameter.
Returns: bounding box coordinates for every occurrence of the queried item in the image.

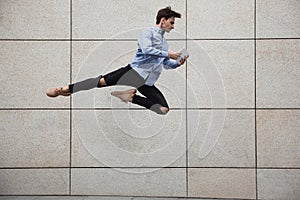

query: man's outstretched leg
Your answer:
[46,75,106,97]
[46,64,141,98]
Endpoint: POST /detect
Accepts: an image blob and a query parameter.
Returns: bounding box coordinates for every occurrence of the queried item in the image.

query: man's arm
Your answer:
[139,29,180,59]
[139,29,168,57]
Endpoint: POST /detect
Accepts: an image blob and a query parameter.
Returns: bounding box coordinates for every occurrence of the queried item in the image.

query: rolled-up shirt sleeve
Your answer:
[139,30,169,57]
[163,58,179,69]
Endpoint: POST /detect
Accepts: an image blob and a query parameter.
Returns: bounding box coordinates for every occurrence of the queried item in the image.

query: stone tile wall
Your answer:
[1,0,299,199]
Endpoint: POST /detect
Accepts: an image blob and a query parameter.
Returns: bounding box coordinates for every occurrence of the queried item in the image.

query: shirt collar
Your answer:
[151,26,165,35]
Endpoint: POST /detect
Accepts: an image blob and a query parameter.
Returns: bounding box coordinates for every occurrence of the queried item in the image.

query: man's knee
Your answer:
[98,77,107,87]
[160,106,169,115]
[150,104,169,115]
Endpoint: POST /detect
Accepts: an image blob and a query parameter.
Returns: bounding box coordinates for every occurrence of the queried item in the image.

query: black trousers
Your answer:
[69,64,169,115]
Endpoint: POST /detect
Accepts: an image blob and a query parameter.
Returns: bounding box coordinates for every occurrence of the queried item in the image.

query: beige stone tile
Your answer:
[0,197,129,200]
[188,110,255,167]
[187,40,254,108]
[0,41,70,108]
[0,197,95,200]
[257,0,300,38]
[72,0,186,39]
[0,197,37,200]
[0,197,133,200]
[71,123,105,167]
[71,41,136,109]
[132,198,179,200]
[71,41,186,109]
[188,168,256,199]
[133,197,224,200]
[85,197,131,200]
[187,0,254,39]
[72,110,186,167]
[258,169,300,200]
[0,0,70,39]
[71,168,186,196]
[0,110,70,167]
[157,41,186,109]
[0,169,69,195]
[34,197,83,200]
[257,110,300,167]
[256,40,300,108]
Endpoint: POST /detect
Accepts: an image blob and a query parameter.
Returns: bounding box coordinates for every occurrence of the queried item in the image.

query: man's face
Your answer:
[162,17,175,33]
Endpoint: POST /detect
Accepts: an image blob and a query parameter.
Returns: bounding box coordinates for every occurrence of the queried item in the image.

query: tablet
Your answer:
[176,48,189,63]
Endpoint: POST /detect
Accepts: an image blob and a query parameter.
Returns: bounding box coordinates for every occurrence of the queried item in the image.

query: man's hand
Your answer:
[178,57,187,66]
[168,51,180,60]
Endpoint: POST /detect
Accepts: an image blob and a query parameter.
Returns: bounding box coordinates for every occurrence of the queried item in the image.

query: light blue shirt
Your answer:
[130,26,179,86]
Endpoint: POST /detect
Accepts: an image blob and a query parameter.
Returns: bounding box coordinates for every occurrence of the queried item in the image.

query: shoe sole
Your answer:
[46,87,71,97]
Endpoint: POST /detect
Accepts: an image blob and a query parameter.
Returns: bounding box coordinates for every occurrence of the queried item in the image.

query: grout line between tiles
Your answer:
[0,194,255,200]
[1,38,300,41]
[69,0,73,195]
[2,108,300,111]
[254,0,258,199]
[189,37,300,40]
[185,0,189,197]
[0,39,183,42]
[1,167,299,170]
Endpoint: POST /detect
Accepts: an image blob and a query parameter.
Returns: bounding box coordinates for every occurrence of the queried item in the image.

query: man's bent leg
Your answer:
[133,85,169,115]
[111,89,137,103]
[131,95,169,115]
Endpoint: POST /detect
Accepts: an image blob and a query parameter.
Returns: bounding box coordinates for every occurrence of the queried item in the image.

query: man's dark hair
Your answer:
[156,6,181,24]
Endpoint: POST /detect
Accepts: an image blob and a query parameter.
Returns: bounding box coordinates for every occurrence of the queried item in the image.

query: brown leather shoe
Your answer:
[46,86,71,97]
[111,89,137,103]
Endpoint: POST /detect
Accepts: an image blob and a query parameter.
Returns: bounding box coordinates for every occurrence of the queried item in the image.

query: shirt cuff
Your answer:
[174,61,180,68]
[169,59,180,69]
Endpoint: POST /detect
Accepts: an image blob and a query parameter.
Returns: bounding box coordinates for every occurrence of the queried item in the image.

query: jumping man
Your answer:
[46,6,187,115]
